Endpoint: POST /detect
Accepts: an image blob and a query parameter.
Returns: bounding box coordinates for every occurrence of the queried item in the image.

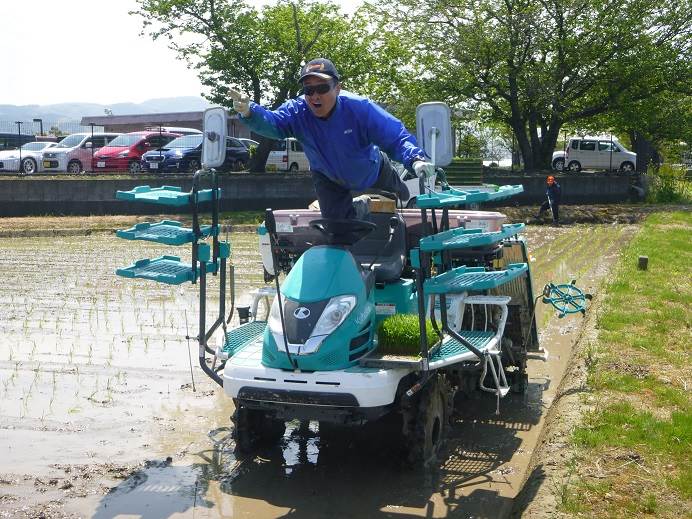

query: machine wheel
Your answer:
[567,160,581,172]
[403,374,450,467]
[620,161,635,173]
[21,158,37,175]
[289,162,299,172]
[67,160,83,174]
[232,401,286,454]
[406,197,417,209]
[187,158,201,173]
[128,160,142,174]
[552,158,564,171]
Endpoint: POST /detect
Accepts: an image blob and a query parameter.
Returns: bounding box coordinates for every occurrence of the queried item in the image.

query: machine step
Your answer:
[115,185,218,207]
[424,263,528,294]
[419,223,524,252]
[415,184,524,209]
[223,321,267,356]
[116,220,218,246]
[116,255,218,285]
[360,330,496,369]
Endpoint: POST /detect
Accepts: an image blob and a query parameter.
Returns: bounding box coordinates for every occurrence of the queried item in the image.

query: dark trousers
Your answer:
[312,152,410,219]
[538,199,560,222]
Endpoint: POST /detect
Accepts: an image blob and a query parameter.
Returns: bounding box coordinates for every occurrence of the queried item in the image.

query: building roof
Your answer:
[80,111,238,126]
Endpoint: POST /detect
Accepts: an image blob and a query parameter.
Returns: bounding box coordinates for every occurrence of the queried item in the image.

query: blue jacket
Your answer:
[546,183,562,203]
[239,91,427,190]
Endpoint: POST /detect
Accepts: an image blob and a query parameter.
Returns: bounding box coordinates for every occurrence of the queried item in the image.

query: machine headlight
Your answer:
[268,294,356,340]
[118,150,129,157]
[311,295,357,337]
[268,294,285,333]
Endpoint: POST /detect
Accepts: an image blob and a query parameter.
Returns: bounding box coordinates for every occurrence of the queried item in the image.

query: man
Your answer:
[229,58,435,219]
[536,175,562,224]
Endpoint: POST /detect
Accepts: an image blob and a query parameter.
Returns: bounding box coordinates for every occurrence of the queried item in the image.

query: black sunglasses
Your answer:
[301,83,333,96]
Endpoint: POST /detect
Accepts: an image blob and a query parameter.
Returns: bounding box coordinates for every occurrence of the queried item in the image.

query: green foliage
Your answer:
[368,0,692,170]
[646,163,691,203]
[456,132,487,159]
[377,314,438,355]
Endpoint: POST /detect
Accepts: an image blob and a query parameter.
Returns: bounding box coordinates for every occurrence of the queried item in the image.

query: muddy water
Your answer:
[0,224,637,518]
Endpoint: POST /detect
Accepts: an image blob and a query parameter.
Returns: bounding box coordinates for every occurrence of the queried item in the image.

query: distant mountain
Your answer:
[0,97,211,132]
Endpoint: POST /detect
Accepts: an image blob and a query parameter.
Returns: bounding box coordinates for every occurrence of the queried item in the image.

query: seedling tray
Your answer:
[116,220,217,246]
[116,255,218,285]
[115,185,218,207]
[425,263,528,294]
[419,223,524,252]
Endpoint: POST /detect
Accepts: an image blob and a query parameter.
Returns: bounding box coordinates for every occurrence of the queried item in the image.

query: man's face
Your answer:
[302,76,340,118]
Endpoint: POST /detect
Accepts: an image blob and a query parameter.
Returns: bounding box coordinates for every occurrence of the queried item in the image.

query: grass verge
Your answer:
[559,211,691,517]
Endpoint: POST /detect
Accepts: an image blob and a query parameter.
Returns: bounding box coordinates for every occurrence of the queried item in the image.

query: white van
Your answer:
[265,138,310,172]
[552,136,637,172]
[41,132,121,173]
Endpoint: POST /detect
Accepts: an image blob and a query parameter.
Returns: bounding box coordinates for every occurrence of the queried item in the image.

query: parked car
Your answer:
[0,141,59,174]
[266,137,309,172]
[41,133,121,173]
[238,138,259,149]
[140,135,249,173]
[552,137,637,172]
[0,133,36,152]
[92,131,180,173]
[144,126,202,136]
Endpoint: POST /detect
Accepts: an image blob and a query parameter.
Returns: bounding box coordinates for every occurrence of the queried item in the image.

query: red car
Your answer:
[92,131,181,173]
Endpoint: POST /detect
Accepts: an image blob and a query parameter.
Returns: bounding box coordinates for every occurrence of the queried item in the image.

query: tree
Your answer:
[133,0,379,170]
[368,0,692,170]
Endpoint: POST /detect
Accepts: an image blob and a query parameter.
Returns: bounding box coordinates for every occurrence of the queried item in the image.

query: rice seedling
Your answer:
[376,314,439,356]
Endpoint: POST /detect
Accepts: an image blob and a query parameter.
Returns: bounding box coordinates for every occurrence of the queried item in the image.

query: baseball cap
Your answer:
[298,58,340,83]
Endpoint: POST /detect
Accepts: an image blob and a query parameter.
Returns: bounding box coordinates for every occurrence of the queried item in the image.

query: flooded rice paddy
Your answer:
[0,223,637,518]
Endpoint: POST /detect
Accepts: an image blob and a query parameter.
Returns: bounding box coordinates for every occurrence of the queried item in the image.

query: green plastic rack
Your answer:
[416,184,524,209]
[424,263,528,294]
[419,223,525,252]
[116,255,219,285]
[116,220,218,246]
[115,185,219,207]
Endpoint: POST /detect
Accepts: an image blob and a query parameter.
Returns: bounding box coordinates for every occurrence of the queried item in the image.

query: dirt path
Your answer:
[0,224,637,518]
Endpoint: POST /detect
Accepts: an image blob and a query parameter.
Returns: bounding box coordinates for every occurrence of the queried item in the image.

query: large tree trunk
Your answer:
[629,131,661,172]
[249,137,274,173]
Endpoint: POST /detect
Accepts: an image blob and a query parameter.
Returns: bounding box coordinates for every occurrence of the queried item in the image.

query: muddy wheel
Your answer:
[232,401,285,454]
[403,374,450,467]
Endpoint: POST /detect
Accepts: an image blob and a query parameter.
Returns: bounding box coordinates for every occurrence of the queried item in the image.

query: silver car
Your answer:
[42,132,121,173]
[0,141,59,174]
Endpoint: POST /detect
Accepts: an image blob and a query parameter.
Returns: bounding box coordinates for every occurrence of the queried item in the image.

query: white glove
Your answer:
[413,160,435,178]
[228,88,251,117]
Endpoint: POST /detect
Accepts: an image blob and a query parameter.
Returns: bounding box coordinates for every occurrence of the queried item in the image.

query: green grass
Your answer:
[220,210,264,225]
[376,314,439,355]
[563,211,692,517]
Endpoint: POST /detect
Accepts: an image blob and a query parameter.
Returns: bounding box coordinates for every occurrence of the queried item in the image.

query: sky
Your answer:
[1,0,362,107]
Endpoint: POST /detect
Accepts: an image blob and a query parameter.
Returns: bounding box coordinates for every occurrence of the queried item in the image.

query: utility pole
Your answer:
[15,121,23,166]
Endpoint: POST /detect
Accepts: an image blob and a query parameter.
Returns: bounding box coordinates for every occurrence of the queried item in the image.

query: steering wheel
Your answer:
[309,218,377,246]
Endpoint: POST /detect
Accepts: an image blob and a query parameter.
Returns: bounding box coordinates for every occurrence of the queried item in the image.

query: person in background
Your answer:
[228,58,434,219]
[536,175,562,224]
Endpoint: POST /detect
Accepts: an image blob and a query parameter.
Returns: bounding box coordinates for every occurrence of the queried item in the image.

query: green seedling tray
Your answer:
[116,220,217,246]
[416,184,524,208]
[420,223,524,252]
[115,185,219,207]
[116,255,218,285]
[425,263,528,294]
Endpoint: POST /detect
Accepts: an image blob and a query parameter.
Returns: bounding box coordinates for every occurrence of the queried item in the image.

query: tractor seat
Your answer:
[351,213,407,283]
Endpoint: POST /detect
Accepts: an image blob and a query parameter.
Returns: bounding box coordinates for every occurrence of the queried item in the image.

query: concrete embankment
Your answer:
[0,171,640,216]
